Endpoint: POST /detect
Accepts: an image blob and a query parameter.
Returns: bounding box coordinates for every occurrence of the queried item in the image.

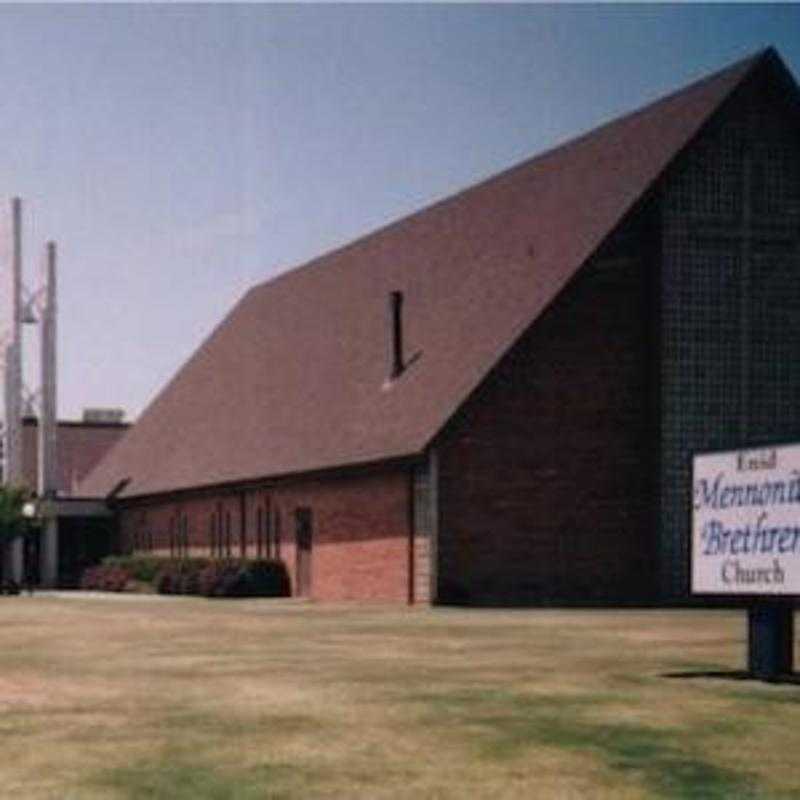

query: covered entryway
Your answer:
[51,499,116,588]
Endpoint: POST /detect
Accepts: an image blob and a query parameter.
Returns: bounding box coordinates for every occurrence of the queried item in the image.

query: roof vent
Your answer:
[83,407,126,424]
[388,290,404,379]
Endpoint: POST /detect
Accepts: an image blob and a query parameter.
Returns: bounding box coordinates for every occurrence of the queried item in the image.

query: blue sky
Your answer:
[2,4,799,420]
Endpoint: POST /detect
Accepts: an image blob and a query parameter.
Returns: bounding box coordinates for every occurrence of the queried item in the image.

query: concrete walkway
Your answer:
[26,590,176,601]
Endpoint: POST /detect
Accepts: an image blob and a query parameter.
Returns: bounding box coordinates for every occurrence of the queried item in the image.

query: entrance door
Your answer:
[295,508,313,597]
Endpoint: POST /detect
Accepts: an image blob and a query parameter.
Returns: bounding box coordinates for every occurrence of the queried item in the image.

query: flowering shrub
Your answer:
[153,559,211,595]
[80,565,130,592]
[86,556,289,598]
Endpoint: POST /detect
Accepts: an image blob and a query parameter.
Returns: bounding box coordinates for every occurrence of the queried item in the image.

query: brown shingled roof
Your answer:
[80,49,782,500]
[22,418,130,496]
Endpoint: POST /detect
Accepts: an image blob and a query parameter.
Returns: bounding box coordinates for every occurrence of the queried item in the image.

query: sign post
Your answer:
[692,444,799,681]
[747,604,793,680]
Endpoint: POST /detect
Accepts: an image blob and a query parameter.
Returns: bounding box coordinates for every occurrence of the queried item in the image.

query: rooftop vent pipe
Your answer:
[388,290,404,379]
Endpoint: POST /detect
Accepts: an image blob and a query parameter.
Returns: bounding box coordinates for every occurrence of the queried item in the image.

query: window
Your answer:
[256,506,263,559]
[181,514,189,557]
[239,500,247,559]
[136,511,149,553]
[214,502,224,558]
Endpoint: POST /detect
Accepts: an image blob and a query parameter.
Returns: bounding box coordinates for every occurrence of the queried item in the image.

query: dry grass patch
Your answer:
[0,596,797,798]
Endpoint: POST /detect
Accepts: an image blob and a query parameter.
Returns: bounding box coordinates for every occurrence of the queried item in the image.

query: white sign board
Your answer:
[692,444,800,595]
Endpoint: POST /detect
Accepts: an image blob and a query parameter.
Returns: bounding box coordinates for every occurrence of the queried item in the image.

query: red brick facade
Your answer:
[434,212,656,605]
[118,468,417,602]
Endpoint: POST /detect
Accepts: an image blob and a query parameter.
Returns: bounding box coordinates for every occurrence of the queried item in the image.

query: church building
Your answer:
[79,49,800,605]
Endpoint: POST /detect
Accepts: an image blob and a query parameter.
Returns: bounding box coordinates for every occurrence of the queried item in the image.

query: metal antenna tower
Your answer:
[1,199,58,583]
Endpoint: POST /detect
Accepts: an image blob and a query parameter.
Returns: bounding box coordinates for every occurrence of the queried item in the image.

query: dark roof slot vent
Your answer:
[389,290,404,380]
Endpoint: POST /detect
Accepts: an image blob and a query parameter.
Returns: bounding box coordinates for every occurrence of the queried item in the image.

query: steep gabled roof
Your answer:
[80,49,784,499]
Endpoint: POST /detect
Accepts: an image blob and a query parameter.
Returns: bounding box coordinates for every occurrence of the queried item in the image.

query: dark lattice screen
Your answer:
[413,461,432,540]
[659,81,800,598]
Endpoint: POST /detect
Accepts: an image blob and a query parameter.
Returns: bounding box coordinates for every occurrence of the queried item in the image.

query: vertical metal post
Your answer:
[4,199,24,583]
[6,198,23,485]
[39,242,57,495]
[39,242,58,587]
[748,604,794,681]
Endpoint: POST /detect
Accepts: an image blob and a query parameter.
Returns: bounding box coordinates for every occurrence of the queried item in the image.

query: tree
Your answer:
[0,485,30,547]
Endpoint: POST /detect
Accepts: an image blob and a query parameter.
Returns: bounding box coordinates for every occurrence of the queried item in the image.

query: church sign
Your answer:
[692,444,800,596]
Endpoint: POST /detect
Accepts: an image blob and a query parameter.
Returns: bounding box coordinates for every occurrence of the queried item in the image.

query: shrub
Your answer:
[197,559,290,598]
[102,555,289,598]
[103,555,168,584]
[180,565,203,596]
[197,562,221,597]
[197,562,238,597]
[80,564,130,592]
[247,560,292,598]
[153,558,213,595]
[153,564,179,595]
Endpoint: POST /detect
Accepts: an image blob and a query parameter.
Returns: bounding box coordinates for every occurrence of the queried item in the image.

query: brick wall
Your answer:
[434,209,656,605]
[118,466,415,602]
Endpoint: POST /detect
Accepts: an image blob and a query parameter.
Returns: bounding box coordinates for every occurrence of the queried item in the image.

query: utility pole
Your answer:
[39,242,58,587]
[3,199,24,583]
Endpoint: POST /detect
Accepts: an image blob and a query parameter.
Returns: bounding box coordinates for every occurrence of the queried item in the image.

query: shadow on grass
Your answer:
[663,670,800,686]
[417,689,767,800]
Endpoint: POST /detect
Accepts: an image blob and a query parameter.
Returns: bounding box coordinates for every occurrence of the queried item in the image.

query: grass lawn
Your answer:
[0,596,799,799]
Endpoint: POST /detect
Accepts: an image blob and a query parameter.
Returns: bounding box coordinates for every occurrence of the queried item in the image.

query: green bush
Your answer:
[103,555,168,584]
[247,560,292,597]
[171,559,290,598]
[197,562,251,597]
[100,555,290,598]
